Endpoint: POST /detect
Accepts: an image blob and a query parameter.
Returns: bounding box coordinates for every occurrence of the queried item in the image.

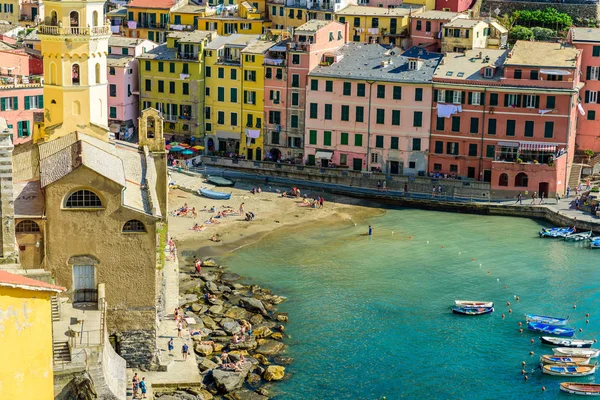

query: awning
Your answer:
[497,141,519,148]
[519,142,557,152]
[315,150,333,160]
[270,45,287,52]
[216,130,240,140]
[540,69,571,76]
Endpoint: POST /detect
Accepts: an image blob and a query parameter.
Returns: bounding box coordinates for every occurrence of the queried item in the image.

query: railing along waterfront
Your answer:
[38,24,111,36]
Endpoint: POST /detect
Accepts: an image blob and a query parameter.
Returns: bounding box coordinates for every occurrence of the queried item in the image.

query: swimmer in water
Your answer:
[368,225,373,236]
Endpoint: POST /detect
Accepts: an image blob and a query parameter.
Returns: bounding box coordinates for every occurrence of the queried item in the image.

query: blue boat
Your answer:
[198,188,231,200]
[526,314,569,326]
[452,306,494,316]
[539,227,575,238]
[590,237,600,249]
[527,322,575,337]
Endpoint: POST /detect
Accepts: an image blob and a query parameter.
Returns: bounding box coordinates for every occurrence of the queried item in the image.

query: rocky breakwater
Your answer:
[177,259,292,399]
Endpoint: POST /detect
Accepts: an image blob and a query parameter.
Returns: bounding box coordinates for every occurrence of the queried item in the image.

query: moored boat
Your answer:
[526,314,569,326]
[539,227,575,238]
[207,176,235,187]
[454,300,494,308]
[452,306,494,316]
[565,231,593,242]
[540,336,594,348]
[542,364,596,377]
[540,354,590,365]
[198,188,232,200]
[560,382,600,396]
[590,238,600,249]
[554,348,600,358]
[527,322,575,337]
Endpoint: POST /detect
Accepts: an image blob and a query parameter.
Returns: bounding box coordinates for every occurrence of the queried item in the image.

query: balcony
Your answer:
[287,42,312,52]
[217,56,241,65]
[0,74,43,89]
[38,24,111,36]
[160,113,178,122]
[178,52,199,60]
[128,21,168,29]
[264,57,286,66]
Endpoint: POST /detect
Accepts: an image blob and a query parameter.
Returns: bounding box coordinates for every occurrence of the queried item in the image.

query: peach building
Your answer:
[305,44,441,174]
[409,10,464,52]
[429,41,582,198]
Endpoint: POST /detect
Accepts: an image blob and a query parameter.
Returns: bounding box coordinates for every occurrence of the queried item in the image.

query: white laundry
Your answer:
[437,104,462,118]
[578,103,586,116]
[538,109,552,115]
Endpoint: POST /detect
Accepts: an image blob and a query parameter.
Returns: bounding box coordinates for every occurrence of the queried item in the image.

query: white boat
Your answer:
[540,336,594,348]
[560,382,600,396]
[543,364,596,377]
[565,231,593,242]
[454,300,494,308]
[554,347,600,358]
[540,354,591,365]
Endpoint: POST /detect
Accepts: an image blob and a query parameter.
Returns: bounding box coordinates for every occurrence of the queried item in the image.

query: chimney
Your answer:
[344,21,350,44]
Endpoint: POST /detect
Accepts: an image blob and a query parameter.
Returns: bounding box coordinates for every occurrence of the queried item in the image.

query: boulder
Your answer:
[222,320,241,335]
[228,340,257,351]
[263,365,285,381]
[225,389,267,400]
[191,303,203,313]
[198,390,214,400]
[208,304,224,315]
[273,356,294,365]
[255,340,284,356]
[221,272,242,282]
[172,391,197,400]
[218,285,233,293]
[211,362,252,393]
[246,373,261,384]
[252,326,273,338]
[249,314,264,325]
[195,344,213,356]
[198,357,218,372]
[201,273,217,282]
[253,354,270,366]
[270,332,283,340]
[212,342,224,352]
[239,298,267,315]
[232,283,246,290]
[224,307,249,320]
[275,314,288,322]
[211,329,227,337]
[206,281,219,293]
[201,316,218,330]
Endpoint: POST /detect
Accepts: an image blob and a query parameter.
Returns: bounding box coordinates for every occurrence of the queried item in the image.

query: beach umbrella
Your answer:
[179,143,190,148]
[170,142,180,146]
[192,145,204,150]
[165,144,172,150]
[169,146,184,153]
[182,149,194,155]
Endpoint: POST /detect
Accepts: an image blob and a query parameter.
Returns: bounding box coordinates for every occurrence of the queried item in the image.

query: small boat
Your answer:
[540,354,590,365]
[452,306,494,315]
[454,300,494,308]
[539,227,575,238]
[560,382,600,396]
[207,176,234,187]
[526,314,569,326]
[554,348,600,358]
[590,238,600,249]
[198,188,231,200]
[527,322,575,337]
[542,364,596,377]
[565,231,593,242]
[541,336,594,348]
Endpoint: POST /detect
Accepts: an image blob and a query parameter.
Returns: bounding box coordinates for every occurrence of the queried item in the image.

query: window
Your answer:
[109,107,117,119]
[244,70,257,82]
[436,117,444,131]
[392,110,400,126]
[434,141,443,154]
[524,120,534,137]
[311,79,319,91]
[377,85,385,99]
[357,83,365,97]
[310,103,318,119]
[589,110,596,121]
[412,138,421,151]
[416,20,422,31]
[231,69,237,80]
[451,116,460,132]
[356,106,364,122]
[415,88,423,101]
[123,220,146,233]
[265,67,272,79]
[109,67,115,75]
[341,132,349,145]
[230,112,238,126]
[354,17,360,27]
[158,80,164,93]
[546,96,556,109]
[230,88,237,103]
[586,91,598,104]
[446,142,459,155]
[376,109,385,124]
[182,63,189,74]
[205,87,210,96]
[506,120,516,136]
[465,117,479,135]
[354,134,363,146]
[486,145,495,158]
[205,107,211,120]
[544,121,554,138]
[109,84,117,97]
[530,70,539,80]
[24,95,43,110]
[170,63,175,73]
[158,61,164,72]
[505,94,521,107]
[371,153,378,164]
[291,115,299,128]
[292,93,299,106]
[593,46,600,57]
[341,105,350,121]
[145,80,151,91]
[169,81,175,94]
[525,95,539,108]
[292,54,300,65]
[145,61,151,71]
[515,172,528,187]
[489,93,498,106]
[246,114,253,127]
[499,173,509,186]
[292,74,299,87]
[326,81,333,92]
[470,92,481,106]
[468,143,477,157]
[376,135,384,148]
[388,86,401,100]
[269,111,281,124]
[244,90,256,104]
[272,130,279,145]
[324,104,333,120]
[514,69,522,79]
[245,55,255,63]
[16,220,40,233]
[324,131,332,146]
[217,111,225,124]
[309,130,317,145]
[452,91,462,104]
[343,82,351,96]
[218,87,224,102]
[413,111,422,127]
[371,18,379,28]
[391,137,399,150]
[488,118,497,135]
[65,190,102,208]
[205,66,212,77]
[17,121,30,137]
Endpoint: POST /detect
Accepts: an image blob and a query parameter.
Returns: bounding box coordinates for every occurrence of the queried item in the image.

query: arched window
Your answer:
[50,10,58,26]
[65,190,102,208]
[92,11,99,27]
[72,64,80,85]
[16,220,40,233]
[70,11,79,27]
[49,62,57,85]
[95,63,101,84]
[515,172,529,187]
[499,173,508,187]
[73,100,81,115]
[147,117,155,138]
[123,220,146,233]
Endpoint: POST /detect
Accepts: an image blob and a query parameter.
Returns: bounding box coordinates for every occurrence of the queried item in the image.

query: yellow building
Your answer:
[0,270,64,400]
[335,5,422,45]
[441,18,507,53]
[123,0,187,43]
[0,0,19,24]
[138,30,214,141]
[204,34,273,159]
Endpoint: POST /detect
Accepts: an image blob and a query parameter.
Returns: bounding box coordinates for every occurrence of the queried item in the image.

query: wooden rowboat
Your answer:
[541,336,594,348]
[543,364,596,377]
[198,188,231,200]
[451,306,494,316]
[560,382,600,396]
[527,322,575,337]
[526,314,569,326]
[454,300,494,308]
[540,354,590,365]
[554,348,600,358]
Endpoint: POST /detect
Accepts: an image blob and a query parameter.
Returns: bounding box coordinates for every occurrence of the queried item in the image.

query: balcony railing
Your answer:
[38,24,111,36]
[178,52,199,60]
[287,42,312,52]
[217,56,241,64]
[131,21,168,29]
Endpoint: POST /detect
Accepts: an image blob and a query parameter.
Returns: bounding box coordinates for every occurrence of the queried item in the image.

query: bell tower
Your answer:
[36,0,110,143]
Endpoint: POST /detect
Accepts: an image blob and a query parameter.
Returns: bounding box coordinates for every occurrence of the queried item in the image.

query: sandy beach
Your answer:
[168,183,383,257]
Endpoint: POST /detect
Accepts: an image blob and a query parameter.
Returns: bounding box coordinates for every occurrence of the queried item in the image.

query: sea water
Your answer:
[217,209,600,399]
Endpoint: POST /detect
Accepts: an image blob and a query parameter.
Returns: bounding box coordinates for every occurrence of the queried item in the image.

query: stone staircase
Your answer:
[590,154,600,168]
[53,341,71,363]
[568,163,583,190]
[51,296,60,322]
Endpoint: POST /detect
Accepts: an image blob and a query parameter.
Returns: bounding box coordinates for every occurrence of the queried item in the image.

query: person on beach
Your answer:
[404,183,408,194]
[221,351,230,364]
[174,307,179,321]
[368,225,373,236]
[177,320,183,337]
[319,197,324,208]
[182,343,189,361]
[516,193,522,205]
[132,373,139,398]
[239,203,244,214]
[382,180,387,192]
[195,258,202,274]
[139,377,147,399]
[168,338,174,355]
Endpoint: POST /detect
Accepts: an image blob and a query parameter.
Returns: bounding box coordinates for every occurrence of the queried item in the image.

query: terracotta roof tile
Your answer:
[0,270,65,293]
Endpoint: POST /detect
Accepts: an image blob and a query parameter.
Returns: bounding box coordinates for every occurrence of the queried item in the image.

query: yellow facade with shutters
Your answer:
[122,6,175,42]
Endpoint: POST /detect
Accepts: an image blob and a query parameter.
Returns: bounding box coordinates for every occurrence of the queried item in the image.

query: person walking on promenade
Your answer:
[177,320,183,338]
[438,185,442,196]
[168,338,174,355]
[516,193,522,205]
[377,180,381,191]
[383,180,387,192]
[182,343,189,361]
[540,192,545,204]
[576,197,580,210]
[404,183,408,194]
[556,193,561,204]
[139,377,147,399]
[432,186,436,197]
[239,202,244,215]
[531,191,537,204]
[132,373,139,398]
[566,187,571,198]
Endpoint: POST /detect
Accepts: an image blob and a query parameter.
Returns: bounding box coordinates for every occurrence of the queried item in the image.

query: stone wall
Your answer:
[108,309,157,369]
[482,0,600,19]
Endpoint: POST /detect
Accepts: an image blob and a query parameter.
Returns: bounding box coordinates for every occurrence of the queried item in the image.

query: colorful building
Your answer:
[335,5,421,46]
[435,0,472,12]
[568,27,600,152]
[264,20,347,161]
[359,0,434,11]
[305,44,441,173]
[429,42,582,198]
[268,0,355,30]
[409,10,464,52]
[0,270,64,400]
[20,0,44,26]
[122,0,186,43]
[440,18,507,53]
[0,0,19,24]
[138,30,213,142]
[107,36,157,140]
[204,34,274,159]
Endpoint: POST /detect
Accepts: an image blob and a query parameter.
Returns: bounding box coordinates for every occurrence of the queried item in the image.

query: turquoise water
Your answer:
[218,209,600,399]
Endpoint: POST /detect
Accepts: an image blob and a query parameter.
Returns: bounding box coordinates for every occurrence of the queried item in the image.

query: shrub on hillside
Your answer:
[531,27,555,41]
[510,26,534,42]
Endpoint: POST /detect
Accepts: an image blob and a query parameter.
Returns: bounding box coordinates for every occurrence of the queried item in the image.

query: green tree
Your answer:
[509,26,534,42]
[531,26,555,41]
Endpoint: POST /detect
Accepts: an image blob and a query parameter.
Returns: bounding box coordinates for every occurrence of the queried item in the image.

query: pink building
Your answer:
[568,27,600,153]
[0,47,43,144]
[435,0,472,13]
[107,36,157,141]
[429,42,582,198]
[305,45,441,173]
[410,10,464,52]
[263,20,348,162]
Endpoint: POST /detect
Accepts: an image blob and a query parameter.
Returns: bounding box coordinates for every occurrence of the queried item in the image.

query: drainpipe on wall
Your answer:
[479,87,487,181]
[366,80,375,172]
[565,93,574,195]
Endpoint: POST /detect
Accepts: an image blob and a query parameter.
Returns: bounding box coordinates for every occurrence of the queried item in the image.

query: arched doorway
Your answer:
[71,64,80,85]
[499,173,508,187]
[70,11,79,27]
[515,172,528,187]
[269,148,281,161]
[50,10,58,26]
[92,11,98,27]
[539,182,549,196]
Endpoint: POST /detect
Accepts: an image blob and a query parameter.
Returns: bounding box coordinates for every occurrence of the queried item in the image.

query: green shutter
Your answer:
[24,96,30,110]
[148,31,154,41]
[39,95,44,108]
[128,11,133,20]
[17,121,23,138]
[324,131,331,146]
[1,97,6,111]
[13,97,18,110]
[25,121,31,136]
[309,130,317,145]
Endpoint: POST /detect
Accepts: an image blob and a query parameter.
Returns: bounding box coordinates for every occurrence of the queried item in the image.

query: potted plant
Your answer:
[584,149,594,163]
[517,158,523,163]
